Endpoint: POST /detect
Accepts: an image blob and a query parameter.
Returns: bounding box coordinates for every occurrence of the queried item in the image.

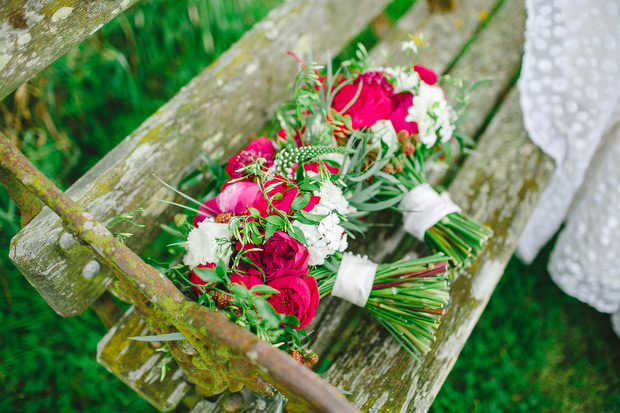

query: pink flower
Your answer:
[413,64,438,86]
[190,263,216,294]
[267,276,320,329]
[238,231,309,282]
[194,176,320,225]
[389,92,418,135]
[226,137,275,179]
[194,181,262,225]
[331,81,392,130]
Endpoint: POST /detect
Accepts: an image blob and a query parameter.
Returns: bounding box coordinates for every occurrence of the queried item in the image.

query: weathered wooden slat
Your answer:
[9,0,392,317]
[0,0,141,100]
[97,306,192,411]
[321,88,554,411]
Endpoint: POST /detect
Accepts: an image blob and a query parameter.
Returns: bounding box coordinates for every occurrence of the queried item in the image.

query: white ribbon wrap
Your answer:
[399,183,461,241]
[332,253,378,307]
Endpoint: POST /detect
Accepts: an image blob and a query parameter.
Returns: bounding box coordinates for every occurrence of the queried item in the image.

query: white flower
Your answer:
[401,40,418,54]
[293,212,348,266]
[183,219,232,268]
[405,82,456,147]
[314,182,356,215]
[383,67,420,94]
[370,119,399,153]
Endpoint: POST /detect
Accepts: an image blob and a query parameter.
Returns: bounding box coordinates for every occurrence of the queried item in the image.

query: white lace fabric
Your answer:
[518,0,620,331]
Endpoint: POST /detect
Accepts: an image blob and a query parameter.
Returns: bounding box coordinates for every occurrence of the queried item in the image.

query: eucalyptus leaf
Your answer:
[296,210,327,224]
[265,222,278,241]
[250,285,281,295]
[291,193,311,211]
[129,333,186,342]
[193,267,223,284]
[299,181,320,192]
[289,226,307,245]
[264,215,285,227]
[230,284,252,300]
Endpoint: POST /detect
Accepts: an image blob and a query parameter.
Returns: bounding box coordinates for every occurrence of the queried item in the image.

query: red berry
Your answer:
[217,293,231,309]
[291,351,303,364]
[303,352,319,367]
[402,142,415,156]
[383,163,395,174]
[397,130,410,143]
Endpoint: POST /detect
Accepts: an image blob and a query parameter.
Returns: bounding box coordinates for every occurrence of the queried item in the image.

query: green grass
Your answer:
[433,242,620,412]
[2,0,620,411]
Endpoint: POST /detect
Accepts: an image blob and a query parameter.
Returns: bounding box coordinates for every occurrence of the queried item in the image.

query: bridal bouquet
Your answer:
[275,40,492,271]
[155,130,451,363]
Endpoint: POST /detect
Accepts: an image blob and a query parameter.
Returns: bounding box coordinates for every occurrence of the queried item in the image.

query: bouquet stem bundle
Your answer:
[312,253,451,357]
[426,213,493,270]
[388,150,493,272]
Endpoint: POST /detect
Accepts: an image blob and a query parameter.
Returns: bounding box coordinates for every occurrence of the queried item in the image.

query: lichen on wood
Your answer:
[0,0,140,100]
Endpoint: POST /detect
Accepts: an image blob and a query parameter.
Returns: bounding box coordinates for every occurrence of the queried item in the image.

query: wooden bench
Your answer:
[1,0,554,411]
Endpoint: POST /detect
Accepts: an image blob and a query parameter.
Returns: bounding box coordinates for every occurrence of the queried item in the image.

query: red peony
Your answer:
[413,64,438,85]
[225,137,275,179]
[190,263,217,294]
[239,231,309,282]
[267,275,320,329]
[389,92,418,135]
[331,81,392,130]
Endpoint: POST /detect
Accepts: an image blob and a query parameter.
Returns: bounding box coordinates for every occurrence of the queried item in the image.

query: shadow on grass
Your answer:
[433,240,620,412]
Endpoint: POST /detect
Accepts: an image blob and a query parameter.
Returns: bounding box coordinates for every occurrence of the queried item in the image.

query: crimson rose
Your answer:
[239,231,309,282]
[267,275,320,329]
[331,81,392,130]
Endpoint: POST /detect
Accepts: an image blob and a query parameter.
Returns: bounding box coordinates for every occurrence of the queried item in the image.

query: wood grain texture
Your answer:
[0,0,141,100]
[9,0,392,317]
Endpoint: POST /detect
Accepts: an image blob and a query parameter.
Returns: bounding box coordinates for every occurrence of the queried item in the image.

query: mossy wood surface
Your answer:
[0,0,140,100]
[9,0,392,318]
[96,306,192,411]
